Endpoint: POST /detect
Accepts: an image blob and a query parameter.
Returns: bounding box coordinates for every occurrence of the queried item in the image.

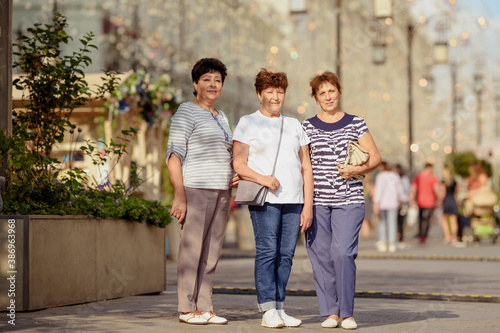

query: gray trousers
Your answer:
[177,187,231,312]
[305,204,364,318]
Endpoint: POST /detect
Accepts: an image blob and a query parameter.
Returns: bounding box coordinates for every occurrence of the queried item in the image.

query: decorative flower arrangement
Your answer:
[106,69,182,125]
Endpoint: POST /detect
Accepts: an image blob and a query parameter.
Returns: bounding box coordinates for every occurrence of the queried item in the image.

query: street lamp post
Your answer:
[451,62,458,152]
[496,95,500,138]
[335,0,342,82]
[474,72,483,147]
[407,24,415,177]
[372,0,448,177]
[0,0,13,136]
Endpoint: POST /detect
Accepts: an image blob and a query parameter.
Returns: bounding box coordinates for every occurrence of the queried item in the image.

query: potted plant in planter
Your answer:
[0,13,172,311]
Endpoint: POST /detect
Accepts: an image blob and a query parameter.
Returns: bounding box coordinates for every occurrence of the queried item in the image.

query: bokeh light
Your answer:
[419,78,428,88]
[478,16,487,29]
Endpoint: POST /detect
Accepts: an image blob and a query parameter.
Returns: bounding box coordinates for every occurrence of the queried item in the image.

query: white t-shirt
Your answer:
[233,110,310,204]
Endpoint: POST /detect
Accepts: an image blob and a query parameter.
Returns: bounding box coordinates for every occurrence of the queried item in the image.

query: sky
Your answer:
[473,0,500,17]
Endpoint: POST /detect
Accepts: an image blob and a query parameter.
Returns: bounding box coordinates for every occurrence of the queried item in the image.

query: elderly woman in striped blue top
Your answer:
[166,58,239,326]
[302,71,380,330]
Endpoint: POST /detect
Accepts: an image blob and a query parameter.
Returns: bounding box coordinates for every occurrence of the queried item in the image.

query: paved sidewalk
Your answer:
[3,225,500,332]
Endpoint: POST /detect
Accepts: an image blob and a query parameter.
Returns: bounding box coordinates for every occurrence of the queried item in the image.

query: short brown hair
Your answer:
[380,161,390,171]
[309,71,342,97]
[254,68,288,95]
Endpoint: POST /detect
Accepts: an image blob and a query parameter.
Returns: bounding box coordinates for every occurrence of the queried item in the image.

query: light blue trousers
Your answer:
[305,204,364,318]
[378,209,398,243]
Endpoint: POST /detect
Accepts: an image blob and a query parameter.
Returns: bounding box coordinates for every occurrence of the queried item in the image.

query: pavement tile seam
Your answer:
[212,286,500,303]
[220,253,500,262]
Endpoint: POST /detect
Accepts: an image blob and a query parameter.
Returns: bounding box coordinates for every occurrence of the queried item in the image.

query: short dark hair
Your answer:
[309,71,342,98]
[191,58,227,96]
[254,68,288,95]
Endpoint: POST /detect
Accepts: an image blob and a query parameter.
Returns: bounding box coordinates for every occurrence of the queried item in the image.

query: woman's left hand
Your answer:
[229,174,240,188]
[300,205,313,233]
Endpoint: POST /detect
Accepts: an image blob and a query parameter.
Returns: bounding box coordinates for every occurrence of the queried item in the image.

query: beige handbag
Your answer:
[338,141,370,180]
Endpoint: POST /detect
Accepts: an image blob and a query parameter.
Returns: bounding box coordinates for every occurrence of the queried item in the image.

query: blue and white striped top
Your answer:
[302,113,368,206]
[166,101,233,190]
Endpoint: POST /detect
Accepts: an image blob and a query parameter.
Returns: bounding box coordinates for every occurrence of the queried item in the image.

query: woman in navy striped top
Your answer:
[302,71,381,330]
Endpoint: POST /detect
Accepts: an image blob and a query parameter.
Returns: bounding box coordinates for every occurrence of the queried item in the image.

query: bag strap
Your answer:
[271,117,284,176]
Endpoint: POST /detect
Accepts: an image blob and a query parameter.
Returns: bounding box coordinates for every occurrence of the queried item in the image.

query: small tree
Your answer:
[447,151,493,178]
[11,12,118,179]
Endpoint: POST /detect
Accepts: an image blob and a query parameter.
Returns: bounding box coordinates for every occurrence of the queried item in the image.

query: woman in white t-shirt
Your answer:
[233,69,314,329]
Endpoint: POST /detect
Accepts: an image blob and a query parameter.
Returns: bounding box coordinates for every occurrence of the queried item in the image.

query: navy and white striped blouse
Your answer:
[166,101,233,190]
[302,113,368,206]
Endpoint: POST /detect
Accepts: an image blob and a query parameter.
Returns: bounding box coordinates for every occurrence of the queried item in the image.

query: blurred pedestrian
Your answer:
[439,165,459,245]
[166,58,239,325]
[373,161,404,253]
[466,162,488,196]
[302,71,381,330]
[410,163,439,244]
[233,68,314,329]
[462,162,492,241]
[394,164,411,249]
[361,174,376,240]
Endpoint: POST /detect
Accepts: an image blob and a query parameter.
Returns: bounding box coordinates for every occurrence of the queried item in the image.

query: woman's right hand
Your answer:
[265,175,280,193]
[170,195,187,225]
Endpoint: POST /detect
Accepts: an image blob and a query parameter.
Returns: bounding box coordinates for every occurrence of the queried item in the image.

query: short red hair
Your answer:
[254,68,288,95]
[309,71,342,97]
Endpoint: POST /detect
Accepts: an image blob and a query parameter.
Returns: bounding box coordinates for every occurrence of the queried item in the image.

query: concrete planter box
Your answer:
[0,215,166,311]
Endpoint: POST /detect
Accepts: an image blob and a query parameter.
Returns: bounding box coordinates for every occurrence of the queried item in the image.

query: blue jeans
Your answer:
[248,203,302,312]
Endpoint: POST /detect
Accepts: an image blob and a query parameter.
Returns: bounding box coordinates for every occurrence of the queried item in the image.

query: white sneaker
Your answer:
[376,241,387,252]
[321,317,339,328]
[388,243,396,253]
[201,311,228,325]
[278,309,302,327]
[261,309,284,328]
[341,318,357,330]
[179,311,207,325]
[397,242,407,250]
